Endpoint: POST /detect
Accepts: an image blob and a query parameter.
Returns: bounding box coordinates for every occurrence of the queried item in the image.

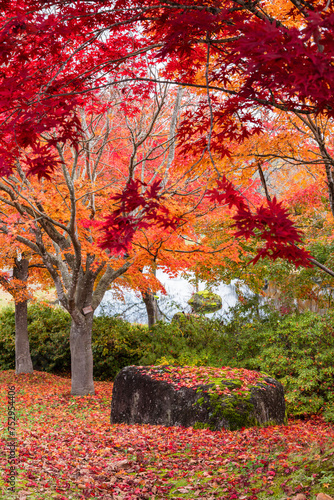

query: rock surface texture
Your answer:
[188,290,222,313]
[110,365,286,431]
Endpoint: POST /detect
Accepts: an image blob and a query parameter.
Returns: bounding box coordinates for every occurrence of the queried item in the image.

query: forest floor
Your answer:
[0,370,334,500]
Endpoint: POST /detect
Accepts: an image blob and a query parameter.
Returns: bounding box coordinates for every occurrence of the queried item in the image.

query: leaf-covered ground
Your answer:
[1,370,334,500]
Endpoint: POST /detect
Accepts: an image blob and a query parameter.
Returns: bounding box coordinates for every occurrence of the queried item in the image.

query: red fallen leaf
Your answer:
[2,370,334,500]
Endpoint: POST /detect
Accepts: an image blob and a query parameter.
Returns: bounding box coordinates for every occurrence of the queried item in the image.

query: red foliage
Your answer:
[2,1,334,174]
[208,177,313,267]
[0,0,328,268]
[97,179,179,254]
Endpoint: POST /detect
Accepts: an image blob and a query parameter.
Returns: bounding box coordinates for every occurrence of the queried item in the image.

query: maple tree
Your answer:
[0,80,242,393]
[3,0,334,388]
[136,0,334,277]
[0,255,33,374]
[0,90,148,394]
[0,238,52,375]
[2,0,334,276]
[223,112,334,307]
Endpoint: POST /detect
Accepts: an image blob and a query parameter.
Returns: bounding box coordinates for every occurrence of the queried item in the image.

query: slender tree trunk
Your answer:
[70,312,94,395]
[142,291,159,328]
[13,258,33,374]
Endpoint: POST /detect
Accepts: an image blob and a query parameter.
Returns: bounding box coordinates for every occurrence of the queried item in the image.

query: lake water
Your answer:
[96,270,240,324]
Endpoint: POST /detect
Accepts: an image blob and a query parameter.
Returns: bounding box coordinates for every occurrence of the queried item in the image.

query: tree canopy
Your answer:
[2,0,334,392]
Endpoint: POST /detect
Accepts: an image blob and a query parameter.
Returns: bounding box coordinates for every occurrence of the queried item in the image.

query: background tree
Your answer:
[0,79,241,393]
[0,239,52,374]
[0,248,33,373]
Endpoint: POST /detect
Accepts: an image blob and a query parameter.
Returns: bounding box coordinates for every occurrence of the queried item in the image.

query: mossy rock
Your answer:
[110,365,286,431]
[188,290,222,313]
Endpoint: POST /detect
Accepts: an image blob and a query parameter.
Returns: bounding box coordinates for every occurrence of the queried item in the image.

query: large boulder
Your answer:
[110,365,286,431]
[188,290,222,313]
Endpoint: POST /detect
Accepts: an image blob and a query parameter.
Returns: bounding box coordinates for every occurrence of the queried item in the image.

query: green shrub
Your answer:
[216,298,276,367]
[246,311,334,420]
[212,300,334,420]
[223,306,334,421]
[0,305,229,378]
[28,303,72,372]
[92,316,149,380]
[0,304,149,379]
[138,316,227,367]
[0,303,71,373]
[0,307,16,370]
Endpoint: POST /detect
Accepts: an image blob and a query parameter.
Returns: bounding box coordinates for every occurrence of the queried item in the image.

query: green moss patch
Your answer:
[188,290,222,313]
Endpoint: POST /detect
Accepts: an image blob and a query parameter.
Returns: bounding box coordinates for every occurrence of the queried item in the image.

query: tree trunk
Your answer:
[13,258,33,374]
[70,313,95,395]
[142,291,160,328]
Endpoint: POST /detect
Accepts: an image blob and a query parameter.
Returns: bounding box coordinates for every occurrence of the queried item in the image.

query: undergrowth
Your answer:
[1,300,334,420]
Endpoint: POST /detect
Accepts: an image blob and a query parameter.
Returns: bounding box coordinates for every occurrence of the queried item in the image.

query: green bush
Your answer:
[138,316,226,367]
[221,302,334,421]
[0,304,149,379]
[0,303,71,373]
[215,298,275,367]
[244,311,334,421]
[0,307,16,370]
[92,316,149,380]
[29,303,72,372]
[0,304,228,378]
